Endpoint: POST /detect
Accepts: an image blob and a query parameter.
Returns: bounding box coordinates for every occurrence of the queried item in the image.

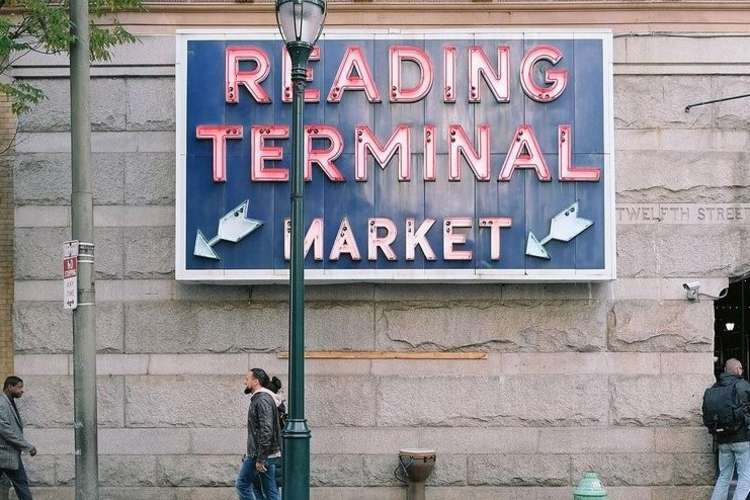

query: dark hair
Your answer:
[3,376,23,390]
[250,368,270,388]
[268,376,282,394]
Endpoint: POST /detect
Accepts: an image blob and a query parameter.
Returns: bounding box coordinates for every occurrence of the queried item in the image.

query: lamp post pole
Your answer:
[284,40,314,500]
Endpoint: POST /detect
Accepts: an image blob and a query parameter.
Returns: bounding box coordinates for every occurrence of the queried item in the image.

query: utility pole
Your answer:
[70,0,99,495]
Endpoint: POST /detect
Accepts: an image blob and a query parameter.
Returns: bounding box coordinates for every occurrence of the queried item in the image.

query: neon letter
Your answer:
[282,46,320,103]
[448,124,491,181]
[389,46,433,103]
[354,125,411,181]
[443,218,473,261]
[284,218,324,261]
[406,218,436,261]
[423,125,437,182]
[499,125,551,182]
[520,45,568,103]
[368,218,397,261]
[469,46,510,103]
[195,125,243,182]
[226,47,271,104]
[443,46,456,103]
[558,125,600,182]
[329,217,361,261]
[479,217,512,260]
[251,125,289,182]
[305,125,345,182]
[327,47,381,103]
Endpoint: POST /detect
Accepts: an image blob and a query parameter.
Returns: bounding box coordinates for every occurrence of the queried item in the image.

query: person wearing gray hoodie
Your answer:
[236,368,281,500]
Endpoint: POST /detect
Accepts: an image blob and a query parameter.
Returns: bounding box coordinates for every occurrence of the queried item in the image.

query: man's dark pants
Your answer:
[0,460,33,500]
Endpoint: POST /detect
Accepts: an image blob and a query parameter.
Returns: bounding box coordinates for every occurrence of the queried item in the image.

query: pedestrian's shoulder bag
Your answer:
[703,381,747,435]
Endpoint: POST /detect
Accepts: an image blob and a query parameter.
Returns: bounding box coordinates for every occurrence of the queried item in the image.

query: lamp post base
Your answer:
[283,418,312,500]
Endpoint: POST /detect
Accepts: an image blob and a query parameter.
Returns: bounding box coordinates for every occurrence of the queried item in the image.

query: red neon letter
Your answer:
[558,125,600,182]
[448,124,491,181]
[195,125,243,182]
[354,125,411,182]
[469,46,510,103]
[282,46,320,103]
[520,45,568,103]
[423,125,437,182]
[499,125,551,182]
[226,47,271,104]
[328,47,381,103]
[389,46,433,103]
[443,46,456,103]
[251,125,289,182]
[304,125,345,182]
[479,217,512,260]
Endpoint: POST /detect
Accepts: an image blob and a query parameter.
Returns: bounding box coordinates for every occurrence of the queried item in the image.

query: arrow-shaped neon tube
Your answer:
[526,201,593,260]
[194,200,263,260]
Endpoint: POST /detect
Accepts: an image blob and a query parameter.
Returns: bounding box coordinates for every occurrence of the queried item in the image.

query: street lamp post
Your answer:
[275,0,326,498]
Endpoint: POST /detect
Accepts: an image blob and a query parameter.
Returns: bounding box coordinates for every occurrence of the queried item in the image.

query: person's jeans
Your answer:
[0,460,33,500]
[236,455,280,500]
[712,441,750,500]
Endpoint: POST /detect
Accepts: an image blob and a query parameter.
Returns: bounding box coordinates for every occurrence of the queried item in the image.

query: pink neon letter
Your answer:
[499,125,551,182]
[327,47,381,103]
[226,47,271,104]
[389,46,433,103]
[443,46,456,103]
[195,125,243,182]
[443,218,473,260]
[284,218,324,261]
[558,125,601,182]
[479,217,512,260]
[368,218,398,261]
[282,46,320,103]
[329,217,361,261]
[406,218,436,261]
[469,46,510,103]
[520,45,568,103]
[448,124,491,181]
[305,125,345,182]
[354,125,411,182]
[251,125,289,182]
[423,125,437,182]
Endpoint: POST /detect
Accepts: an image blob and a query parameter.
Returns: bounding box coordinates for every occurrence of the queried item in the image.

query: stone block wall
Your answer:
[10,29,750,499]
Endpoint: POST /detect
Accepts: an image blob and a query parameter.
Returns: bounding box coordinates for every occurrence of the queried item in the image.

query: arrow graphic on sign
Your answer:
[194,200,263,260]
[525,201,593,260]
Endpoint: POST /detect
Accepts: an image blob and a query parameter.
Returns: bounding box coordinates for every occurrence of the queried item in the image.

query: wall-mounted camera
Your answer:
[683,281,728,301]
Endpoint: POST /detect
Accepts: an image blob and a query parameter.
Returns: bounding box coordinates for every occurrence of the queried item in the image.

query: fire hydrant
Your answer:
[574,472,608,499]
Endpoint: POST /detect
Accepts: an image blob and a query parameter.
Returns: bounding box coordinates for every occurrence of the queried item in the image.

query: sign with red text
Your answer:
[176,30,615,282]
[63,240,78,309]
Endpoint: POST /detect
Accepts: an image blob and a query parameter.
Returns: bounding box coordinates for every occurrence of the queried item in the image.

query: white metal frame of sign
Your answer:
[175,28,616,283]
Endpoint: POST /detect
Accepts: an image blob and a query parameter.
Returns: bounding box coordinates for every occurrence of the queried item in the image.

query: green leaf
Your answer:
[0,81,46,115]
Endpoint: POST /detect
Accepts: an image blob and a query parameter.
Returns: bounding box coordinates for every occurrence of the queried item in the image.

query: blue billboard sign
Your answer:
[176,30,615,282]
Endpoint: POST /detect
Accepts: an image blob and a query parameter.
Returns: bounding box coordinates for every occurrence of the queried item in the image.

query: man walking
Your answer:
[236,368,281,500]
[706,359,750,500]
[0,376,36,500]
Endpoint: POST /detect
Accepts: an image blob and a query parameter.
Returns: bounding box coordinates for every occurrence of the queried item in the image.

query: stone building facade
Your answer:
[6,1,750,499]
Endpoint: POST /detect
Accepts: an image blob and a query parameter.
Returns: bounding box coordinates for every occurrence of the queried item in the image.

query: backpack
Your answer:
[277,400,288,431]
[703,381,747,435]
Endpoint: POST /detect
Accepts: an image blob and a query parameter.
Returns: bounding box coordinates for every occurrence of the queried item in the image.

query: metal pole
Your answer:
[70,0,99,495]
[283,40,313,500]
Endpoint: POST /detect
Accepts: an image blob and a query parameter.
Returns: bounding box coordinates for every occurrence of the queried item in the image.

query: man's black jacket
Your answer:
[247,391,281,463]
[712,372,750,444]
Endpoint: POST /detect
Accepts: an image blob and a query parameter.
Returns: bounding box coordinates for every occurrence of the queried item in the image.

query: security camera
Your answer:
[683,281,700,300]
[682,281,729,301]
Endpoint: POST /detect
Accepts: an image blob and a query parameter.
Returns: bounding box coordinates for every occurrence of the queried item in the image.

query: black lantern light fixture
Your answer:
[274,0,326,498]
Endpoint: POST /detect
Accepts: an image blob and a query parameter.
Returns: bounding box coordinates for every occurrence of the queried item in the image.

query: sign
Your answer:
[63,240,78,310]
[176,30,615,282]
